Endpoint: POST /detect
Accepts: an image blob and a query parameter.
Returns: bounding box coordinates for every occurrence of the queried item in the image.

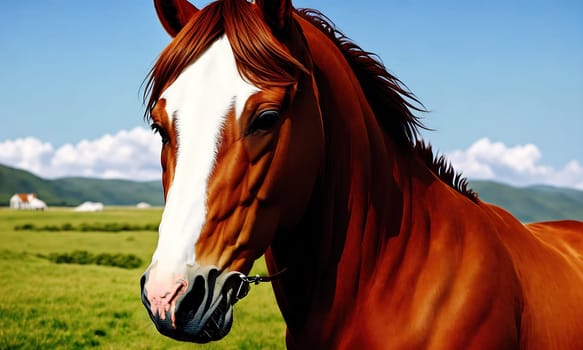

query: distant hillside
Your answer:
[470,180,583,223]
[1,163,582,222]
[0,164,163,206]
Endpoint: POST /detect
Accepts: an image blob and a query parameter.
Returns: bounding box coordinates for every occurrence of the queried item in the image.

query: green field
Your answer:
[0,208,286,350]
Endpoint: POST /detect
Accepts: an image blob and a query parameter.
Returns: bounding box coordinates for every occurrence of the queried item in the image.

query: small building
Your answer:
[74,201,104,212]
[136,202,152,209]
[9,193,47,210]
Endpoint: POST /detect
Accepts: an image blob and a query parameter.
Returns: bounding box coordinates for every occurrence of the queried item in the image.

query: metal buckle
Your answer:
[232,268,287,302]
[234,274,250,302]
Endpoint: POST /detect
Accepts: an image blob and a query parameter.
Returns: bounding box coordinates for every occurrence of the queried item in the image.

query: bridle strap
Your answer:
[242,267,288,285]
[233,267,288,302]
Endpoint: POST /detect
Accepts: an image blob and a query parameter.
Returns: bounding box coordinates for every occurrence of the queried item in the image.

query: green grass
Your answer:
[0,208,286,349]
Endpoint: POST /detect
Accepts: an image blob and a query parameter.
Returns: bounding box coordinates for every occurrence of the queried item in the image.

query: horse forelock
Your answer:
[144,0,307,123]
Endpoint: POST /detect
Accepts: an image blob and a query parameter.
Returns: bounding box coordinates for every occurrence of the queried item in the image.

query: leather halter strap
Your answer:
[233,267,288,301]
[243,267,288,285]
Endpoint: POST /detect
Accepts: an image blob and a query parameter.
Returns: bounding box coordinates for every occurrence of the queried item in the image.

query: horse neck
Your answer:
[265,19,426,345]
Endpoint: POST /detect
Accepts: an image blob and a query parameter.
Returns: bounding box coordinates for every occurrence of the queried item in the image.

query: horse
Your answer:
[139,0,583,348]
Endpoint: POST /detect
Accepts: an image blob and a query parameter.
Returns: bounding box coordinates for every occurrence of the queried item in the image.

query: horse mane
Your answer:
[143,1,477,201]
[415,142,478,201]
[298,9,478,201]
[297,9,425,147]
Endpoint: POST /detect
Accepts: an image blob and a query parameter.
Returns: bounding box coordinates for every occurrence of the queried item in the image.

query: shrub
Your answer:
[70,250,94,265]
[61,223,74,231]
[95,253,142,269]
[14,223,36,231]
[14,222,158,233]
[46,251,143,269]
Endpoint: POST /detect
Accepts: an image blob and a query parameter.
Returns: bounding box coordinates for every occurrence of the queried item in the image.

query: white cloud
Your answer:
[0,137,55,175]
[0,127,161,181]
[447,138,583,190]
[1,133,582,190]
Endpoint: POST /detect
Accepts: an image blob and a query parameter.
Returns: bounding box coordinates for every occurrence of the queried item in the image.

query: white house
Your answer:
[9,193,47,210]
[74,201,104,212]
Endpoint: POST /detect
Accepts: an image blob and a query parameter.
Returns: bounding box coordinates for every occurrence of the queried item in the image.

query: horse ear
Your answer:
[154,0,199,37]
[255,0,293,33]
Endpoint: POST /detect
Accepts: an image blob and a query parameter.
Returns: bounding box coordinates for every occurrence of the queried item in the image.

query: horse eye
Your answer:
[151,123,170,145]
[246,110,279,136]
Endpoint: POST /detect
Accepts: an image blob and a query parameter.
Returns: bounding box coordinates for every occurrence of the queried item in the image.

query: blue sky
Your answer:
[1,1,582,188]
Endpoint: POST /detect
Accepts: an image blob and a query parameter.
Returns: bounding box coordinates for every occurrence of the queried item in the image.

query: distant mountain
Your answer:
[1,163,582,222]
[470,180,583,223]
[0,164,163,206]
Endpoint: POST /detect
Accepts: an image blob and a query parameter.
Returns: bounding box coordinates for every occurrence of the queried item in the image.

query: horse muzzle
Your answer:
[140,265,249,343]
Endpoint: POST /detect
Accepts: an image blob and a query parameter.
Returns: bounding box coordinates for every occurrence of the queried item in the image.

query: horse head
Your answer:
[140,0,324,342]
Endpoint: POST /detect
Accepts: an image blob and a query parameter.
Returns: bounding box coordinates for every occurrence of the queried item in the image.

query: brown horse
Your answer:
[139,0,583,348]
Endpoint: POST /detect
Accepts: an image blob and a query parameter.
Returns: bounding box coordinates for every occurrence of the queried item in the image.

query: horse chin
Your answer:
[159,293,234,343]
[142,267,247,343]
[194,295,234,343]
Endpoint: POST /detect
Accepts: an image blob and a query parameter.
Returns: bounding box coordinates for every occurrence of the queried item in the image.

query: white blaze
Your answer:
[150,35,259,278]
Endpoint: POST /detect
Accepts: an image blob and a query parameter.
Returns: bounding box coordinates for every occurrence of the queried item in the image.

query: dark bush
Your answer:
[96,253,142,269]
[61,223,74,231]
[48,252,74,264]
[70,250,94,265]
[46,251,143,269]
[14,223,36,231]
[14,222,158,232]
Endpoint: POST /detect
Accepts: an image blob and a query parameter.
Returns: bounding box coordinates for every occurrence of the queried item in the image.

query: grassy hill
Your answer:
[0,164,163,206]
[1,163,582,221]
[470,180,583,223]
